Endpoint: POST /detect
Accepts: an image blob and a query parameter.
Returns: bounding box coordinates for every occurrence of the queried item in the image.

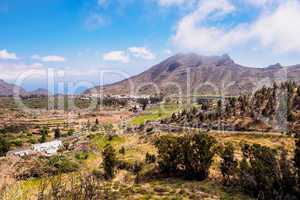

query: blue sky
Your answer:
[1,0,300,92]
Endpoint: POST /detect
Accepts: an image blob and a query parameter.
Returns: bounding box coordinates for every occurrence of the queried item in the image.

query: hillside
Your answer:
[0,79,27,96]
[0,80,49,97]
[85,53,300,96]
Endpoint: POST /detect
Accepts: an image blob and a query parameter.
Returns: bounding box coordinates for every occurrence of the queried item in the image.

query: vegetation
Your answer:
[219,142,238,185]
[102,144,117,180]
[130,103,181,125]
[155,132,216,180]
[54,127,61,139]
[162,81,300,133]
[0,137,9,156]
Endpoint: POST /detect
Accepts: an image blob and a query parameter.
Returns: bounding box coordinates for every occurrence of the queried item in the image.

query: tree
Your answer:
[102,144,116,180]
[0,137,9,156]
[182,133,216,180]
[238,144,281,199]
[219,142,238,185]
[137,98,149,110]
[54,127,61,139]
[39,132,46,143]
[40,126,49,136]
[132,161,143,184]
[155,132,216,180]
[279,148,296,196]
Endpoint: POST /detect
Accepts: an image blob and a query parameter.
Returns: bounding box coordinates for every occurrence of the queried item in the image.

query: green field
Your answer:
[130,103,181,125]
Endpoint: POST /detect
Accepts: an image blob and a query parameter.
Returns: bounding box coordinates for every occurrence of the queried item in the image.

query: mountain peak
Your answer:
[267,63,283,69]
[169,53,234,66]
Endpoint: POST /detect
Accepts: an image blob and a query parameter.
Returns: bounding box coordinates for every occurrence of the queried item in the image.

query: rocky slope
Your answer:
[85,53,300,96]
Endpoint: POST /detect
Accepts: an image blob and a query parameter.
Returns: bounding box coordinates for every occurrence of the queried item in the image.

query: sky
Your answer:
[1,0,300,93]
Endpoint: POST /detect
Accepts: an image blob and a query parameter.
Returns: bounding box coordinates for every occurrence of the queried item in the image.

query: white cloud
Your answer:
[252,0,300,53]
[32,55,66,62]
[102,51,130,63]
[128,47,156,60]
[0,62,45,80]
[0,49,18,60]
[103,47,156,63]
[171,0,300,54]
[172,0,239,53]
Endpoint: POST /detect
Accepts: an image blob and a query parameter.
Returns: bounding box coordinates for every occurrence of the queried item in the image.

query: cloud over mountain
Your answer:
[171,0,300,54]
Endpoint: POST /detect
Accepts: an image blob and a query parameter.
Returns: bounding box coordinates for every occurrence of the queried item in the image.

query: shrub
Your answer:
[39,132,46,143]
[155,132,216,180]
[47,156,79,175]
[91,125,99,132]
[279,148,296,196]
[0,137,10,157]
[219,142,238,185]
[116,160,133,171]
[54,127,61,138]
[67,129,75,136]
[145,152,156,164]
[132,161,143,184]
[75,152,89,160]
[11,139,23,147]
[119,146,125,155]
[102,144,116,180]
[28,138,37,144]
[92,169,104,179]
[237,143,294,199]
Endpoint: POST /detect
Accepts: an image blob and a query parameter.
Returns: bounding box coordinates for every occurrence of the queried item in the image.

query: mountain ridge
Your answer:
[0,80,49,97]
[85,53,300,96]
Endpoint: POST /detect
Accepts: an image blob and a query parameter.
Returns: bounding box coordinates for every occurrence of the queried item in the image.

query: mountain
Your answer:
[29,88,49,96]
[0,80,49,97]
[85,53,300,96]
[0,79,27,96]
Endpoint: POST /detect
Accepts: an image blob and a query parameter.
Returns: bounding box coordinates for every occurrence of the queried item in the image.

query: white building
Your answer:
[7,148,34,157]
[32,140,63,155]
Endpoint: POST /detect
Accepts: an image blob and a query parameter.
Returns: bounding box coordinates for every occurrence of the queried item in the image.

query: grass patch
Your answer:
[130,104,181,125]
[91,134,125,150]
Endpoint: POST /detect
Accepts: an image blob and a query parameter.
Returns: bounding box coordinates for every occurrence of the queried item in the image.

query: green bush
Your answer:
[102,144,116,180]
[28,138,37,144]
[219,142,238,185]
[67,129,75,136]
[238,143,298,199]
[75,152,89,160]
[155,132,216,180]
[11,139,23,147]
[0,137,10,156]
[48,155,79,175]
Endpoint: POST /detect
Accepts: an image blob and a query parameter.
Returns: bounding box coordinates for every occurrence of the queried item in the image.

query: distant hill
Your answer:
[0,79,27,96]
[85,53,300,96]
[0,80,49,97]
[29,88,49,96]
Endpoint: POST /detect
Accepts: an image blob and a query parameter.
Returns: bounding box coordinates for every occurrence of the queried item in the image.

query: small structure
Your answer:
[32,140,63,155]
[7,148,35,157]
